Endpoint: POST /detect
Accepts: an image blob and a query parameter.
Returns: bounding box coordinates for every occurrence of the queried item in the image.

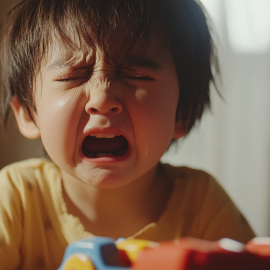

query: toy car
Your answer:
[58,236,270,270]
[57,237,130,270]
[57,237,154,270]
[116,238,158,264]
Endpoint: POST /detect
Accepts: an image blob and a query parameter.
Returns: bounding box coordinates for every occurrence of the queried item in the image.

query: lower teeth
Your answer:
[96,153,114,158]
[84,150,126,158]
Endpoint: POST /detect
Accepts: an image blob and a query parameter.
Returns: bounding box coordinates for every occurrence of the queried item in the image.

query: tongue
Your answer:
[82,135,128,156]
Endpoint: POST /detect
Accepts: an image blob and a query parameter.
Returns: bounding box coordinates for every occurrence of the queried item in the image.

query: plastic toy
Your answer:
[132,237,270,270]
[57,237,154,270]
[58,236,270,270]
[246,237,270,256]
[116,239,158,264]
[57,237,131,270]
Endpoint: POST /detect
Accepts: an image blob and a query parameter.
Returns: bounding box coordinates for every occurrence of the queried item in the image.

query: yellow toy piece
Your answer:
[116,239,158,263]
[63,253,95,270]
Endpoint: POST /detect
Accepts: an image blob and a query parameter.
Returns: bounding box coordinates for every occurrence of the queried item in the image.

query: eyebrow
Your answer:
[47,54,163,71]
[47,58,88,70]
[47,59,71,70]
[47,53,94,71]
[122,56,163,71]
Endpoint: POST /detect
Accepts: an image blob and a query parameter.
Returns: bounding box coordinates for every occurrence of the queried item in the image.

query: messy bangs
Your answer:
[49,0,161,52]
[0,0,162,125]
[1,0,218,136]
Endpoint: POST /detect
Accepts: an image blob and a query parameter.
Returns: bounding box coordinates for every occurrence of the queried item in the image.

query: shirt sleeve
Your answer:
[0,167,23,270]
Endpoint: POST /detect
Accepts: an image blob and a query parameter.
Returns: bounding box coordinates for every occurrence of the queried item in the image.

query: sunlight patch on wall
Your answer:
[225,0,270,54]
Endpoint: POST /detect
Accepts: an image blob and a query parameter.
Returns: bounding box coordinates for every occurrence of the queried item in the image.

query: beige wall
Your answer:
[0,116,44,169]
[0,0,44,169]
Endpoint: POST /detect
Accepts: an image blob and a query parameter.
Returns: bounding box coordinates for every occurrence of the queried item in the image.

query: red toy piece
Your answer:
[246,237,270,257]
[133,237,270,270]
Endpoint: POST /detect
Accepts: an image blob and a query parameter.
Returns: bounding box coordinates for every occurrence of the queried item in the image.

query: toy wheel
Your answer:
[63,253,95,270]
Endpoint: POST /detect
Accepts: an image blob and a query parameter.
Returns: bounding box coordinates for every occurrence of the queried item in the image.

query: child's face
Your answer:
[28,34,182,188]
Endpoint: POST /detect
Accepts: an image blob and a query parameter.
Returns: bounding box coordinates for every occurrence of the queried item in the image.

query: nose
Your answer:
[85,85,123,115]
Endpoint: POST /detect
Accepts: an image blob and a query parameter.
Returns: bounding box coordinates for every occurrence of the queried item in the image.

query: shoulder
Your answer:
[1,158,56,174]
[160,163,255,242]
[160,162,229,219]
[0,158,58,179]
[0,158,59,195]
[160,163,235,224]
[161,163,220,193]
[0,158,62,231]
[0,159,65,269]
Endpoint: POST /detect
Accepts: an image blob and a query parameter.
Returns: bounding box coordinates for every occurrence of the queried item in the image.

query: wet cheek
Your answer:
[132,90,178,160]
[37,93,83,165]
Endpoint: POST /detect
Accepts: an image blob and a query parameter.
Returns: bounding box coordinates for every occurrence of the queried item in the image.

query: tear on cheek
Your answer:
[82,135,128,158]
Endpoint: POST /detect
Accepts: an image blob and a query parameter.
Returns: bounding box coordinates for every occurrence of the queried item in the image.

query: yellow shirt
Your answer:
[0,158,255,270]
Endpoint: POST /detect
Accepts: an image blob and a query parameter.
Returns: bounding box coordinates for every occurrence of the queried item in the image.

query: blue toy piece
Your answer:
[58,237,131,270]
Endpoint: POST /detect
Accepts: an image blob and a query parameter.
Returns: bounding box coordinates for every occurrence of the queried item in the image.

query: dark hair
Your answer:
[0,0,218,134]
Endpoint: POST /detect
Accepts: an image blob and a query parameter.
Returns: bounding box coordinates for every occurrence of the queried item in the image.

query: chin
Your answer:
[80,170,132,189]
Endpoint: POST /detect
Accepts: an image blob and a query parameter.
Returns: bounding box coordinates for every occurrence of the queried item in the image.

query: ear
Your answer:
[10,97,40,139]
[173,119,187,139]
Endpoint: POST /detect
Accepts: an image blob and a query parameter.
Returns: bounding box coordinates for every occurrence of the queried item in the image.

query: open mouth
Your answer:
[82,134,128,158]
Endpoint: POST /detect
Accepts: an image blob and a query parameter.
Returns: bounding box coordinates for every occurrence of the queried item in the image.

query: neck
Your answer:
[61,163,173,239]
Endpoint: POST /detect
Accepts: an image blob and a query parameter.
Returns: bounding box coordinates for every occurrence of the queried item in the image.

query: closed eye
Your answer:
[125,76,155,81]
[119,68,156,82]
[57,77,81,83]
[56,69,92,84]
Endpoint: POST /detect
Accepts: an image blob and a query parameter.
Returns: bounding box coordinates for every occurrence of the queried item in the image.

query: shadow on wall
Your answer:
[0,114,45,169]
